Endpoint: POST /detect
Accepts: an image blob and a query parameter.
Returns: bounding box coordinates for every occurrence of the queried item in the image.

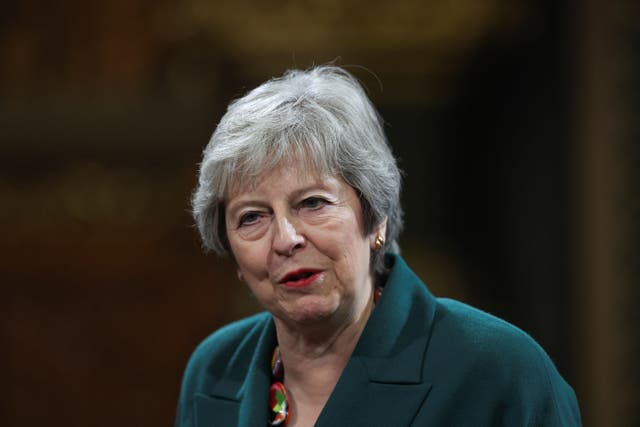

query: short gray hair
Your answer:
[192,65,403,275]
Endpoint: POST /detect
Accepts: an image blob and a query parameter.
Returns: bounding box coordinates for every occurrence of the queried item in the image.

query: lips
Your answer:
[278,268,323,288]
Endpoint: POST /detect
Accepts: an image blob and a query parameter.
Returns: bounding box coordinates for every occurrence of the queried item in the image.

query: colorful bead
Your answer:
[269,381,290,426]
[271,346,284,380]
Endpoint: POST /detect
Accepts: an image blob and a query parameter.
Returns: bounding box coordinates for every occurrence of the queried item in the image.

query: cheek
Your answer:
[317,218,370,266]
[229,236,268,278]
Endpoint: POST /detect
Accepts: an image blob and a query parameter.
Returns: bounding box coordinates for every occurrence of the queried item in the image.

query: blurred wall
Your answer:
[1,0,637,426]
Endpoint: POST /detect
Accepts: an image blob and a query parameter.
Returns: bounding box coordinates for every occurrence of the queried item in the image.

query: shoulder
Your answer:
[424,298,581,425]
[186,312,270,374]
[430,297,567,387]
[433,298,548,366]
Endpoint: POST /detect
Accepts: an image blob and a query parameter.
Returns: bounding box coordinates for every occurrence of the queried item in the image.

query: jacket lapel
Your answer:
[237,319,277,427]
[193,316,276,427]
[194,391,240,426]
[316,255,437,426]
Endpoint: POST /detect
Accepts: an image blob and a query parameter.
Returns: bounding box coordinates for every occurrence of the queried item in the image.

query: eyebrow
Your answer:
[225,183,336,218]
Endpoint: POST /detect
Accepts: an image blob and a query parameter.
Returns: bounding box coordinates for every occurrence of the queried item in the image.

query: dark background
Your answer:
[2,0,638,426]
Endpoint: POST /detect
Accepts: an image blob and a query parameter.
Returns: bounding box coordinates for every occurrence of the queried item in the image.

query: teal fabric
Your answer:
[176,255,581,426]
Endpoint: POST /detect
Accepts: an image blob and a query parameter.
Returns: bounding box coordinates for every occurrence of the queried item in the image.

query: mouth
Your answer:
[278,268,324,288]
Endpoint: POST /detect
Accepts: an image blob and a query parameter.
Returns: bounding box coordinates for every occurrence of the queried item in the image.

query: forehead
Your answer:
[225,153,334,200]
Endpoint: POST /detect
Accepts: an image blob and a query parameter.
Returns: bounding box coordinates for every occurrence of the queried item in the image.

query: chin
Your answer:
[280,296,340,325]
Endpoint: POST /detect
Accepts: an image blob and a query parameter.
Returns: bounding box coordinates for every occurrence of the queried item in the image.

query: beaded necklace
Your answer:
[268,286,383,426]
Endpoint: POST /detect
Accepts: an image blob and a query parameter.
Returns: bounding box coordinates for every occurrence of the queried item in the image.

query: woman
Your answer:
[176,66,581,427]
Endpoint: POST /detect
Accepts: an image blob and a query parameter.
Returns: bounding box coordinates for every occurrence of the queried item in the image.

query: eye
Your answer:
[299,197,328,210]
[238,211,262,227]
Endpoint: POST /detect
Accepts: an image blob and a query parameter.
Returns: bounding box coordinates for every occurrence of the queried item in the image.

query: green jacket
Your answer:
[176,255,581,426]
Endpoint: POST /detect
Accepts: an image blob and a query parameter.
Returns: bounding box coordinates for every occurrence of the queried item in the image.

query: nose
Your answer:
[272,214,305,256]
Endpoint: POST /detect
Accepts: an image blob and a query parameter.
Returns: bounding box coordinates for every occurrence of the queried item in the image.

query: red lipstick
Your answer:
[279,268,323,288]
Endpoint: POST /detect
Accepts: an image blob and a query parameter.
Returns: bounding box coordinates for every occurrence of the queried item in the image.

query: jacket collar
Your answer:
[315,254,436,426]
[353,254,437,383]
[196,254,437,426]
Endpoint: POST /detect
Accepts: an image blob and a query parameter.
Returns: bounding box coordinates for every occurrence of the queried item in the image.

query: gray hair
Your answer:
[192,65,403,276]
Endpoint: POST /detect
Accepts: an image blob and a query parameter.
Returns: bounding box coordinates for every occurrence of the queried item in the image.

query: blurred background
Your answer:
[1,0,638,426]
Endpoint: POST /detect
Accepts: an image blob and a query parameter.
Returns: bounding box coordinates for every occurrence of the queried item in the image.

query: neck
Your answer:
[272,292,374,424]
[274,288,374,362]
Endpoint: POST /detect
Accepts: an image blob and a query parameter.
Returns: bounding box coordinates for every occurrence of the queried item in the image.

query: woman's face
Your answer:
[224,160,383,327]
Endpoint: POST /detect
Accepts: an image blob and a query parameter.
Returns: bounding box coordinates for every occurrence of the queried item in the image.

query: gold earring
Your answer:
[374,234,385,250]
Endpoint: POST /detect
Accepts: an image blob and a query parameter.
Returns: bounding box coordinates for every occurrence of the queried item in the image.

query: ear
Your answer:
[369,218,388,250]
